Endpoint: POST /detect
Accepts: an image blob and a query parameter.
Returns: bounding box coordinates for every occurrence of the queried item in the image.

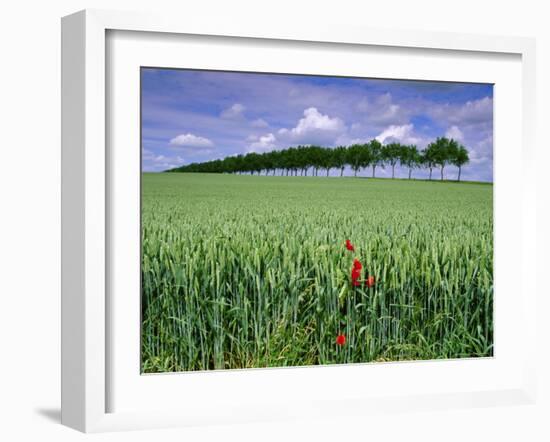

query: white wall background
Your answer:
[0,1,548,440]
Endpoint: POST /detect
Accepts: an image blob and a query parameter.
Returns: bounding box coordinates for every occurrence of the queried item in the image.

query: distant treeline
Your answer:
[168,137,470,181]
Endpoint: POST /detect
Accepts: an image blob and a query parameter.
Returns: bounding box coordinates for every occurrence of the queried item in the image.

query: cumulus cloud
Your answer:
[220,103,246,119]
[169,133,214,149]
[142,148,185,171]
[356,93,408,127]
[453,96,493,124]
[249,133,277,152]
[431,96,493,127]
[468,134,493,165]
[376,124,421,145]
[370,94,402,123]
[347,137,371,145]
[445,125,464,141]
[278,107,346,145]
[251,118,269,128]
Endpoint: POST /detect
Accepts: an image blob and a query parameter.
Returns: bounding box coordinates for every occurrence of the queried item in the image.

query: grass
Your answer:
[141,173,493,373]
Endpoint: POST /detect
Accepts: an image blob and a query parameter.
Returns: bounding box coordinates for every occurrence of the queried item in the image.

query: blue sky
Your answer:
[142,68,493,181]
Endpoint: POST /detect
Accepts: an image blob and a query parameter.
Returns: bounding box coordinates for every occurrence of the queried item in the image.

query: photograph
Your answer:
[140,67,494,373]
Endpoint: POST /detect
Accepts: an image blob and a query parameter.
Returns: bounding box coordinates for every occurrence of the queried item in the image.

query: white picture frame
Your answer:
[61,9,537,433]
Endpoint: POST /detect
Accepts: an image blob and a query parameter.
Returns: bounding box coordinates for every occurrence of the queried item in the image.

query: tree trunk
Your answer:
[326,169,330,177]
[340,167,344,177]
[392,164,395,179]
[354,168,358,177]
[409,168,412,179]
[429,167,432,180]
[458,166,461,182]
[440,166,444,181]
[372,165,376,178]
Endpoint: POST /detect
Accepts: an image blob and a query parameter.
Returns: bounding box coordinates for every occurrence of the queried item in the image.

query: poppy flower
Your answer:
[345,240,354,251]
[351,259,362,287]
[336,334,346,346]
[365,275,375,288]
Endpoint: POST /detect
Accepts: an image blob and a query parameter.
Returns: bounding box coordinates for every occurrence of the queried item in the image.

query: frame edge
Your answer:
[61,9,107,433]
[61,9,87,432]
[61,7,538,432]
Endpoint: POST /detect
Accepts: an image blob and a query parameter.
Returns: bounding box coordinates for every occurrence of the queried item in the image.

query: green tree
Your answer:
[347,144,363,177]
[368,139,383,178]
[320,147,334,176]
[400,145,420,179]
[451,144,469,182]
[432,137,459,181]
[382,142,402,179]
[358,143,373,176]
[422,144,436,180]
[332,146,348,177]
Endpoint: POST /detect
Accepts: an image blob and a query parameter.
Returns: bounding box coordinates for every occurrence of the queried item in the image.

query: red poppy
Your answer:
[345,240,355,251]
[336,334,346,346]
[365,275,375,288]
[351,259,362,287]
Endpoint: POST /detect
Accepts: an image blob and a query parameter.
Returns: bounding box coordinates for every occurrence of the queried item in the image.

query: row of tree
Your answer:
[168,137,470,181]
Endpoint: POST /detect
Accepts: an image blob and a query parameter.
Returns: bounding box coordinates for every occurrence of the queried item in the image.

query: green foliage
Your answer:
[167,138,469,180]
[423,137,469,181]
[400,145,422,179]
[141,173,493,372]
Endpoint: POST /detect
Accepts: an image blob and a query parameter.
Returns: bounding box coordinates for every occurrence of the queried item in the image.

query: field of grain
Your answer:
[141,173,493,373]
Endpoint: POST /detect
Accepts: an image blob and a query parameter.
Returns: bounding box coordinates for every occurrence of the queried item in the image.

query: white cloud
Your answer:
[142,148,155,160]
[249,133,277,152]
[278,107,346,145]
[359,93,407,126]
[445,125,464,141]
[220,103,246,119]
[431,96,493,127]
[142,148,185,171]
[468,134,493,165]
[376,124,421,145]
[251,118,269,128]
[169,133,214,149]
[378,104,401,121]
[454,96,493,124]
[348,138,371,145]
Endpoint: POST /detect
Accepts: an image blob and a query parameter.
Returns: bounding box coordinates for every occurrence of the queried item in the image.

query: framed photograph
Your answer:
[61,9,537,432]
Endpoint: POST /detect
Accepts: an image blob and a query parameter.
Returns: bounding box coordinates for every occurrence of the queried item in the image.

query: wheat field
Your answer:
[141,173,493,373]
